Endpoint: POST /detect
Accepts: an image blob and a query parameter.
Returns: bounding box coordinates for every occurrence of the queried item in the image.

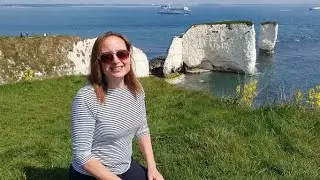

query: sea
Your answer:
[0,4,319,106]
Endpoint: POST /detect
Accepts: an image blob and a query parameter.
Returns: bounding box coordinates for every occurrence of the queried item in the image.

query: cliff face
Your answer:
[182,22,256,74]
[0,36,80,84]
[131,46,149,77]
[67,38,149,77]
[0,36,149,84]
[67,38,97,75]
[259,22,279,52]
[163,36,183,75]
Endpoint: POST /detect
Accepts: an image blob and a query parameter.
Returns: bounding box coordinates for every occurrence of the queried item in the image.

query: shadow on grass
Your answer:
[23,166,68,180]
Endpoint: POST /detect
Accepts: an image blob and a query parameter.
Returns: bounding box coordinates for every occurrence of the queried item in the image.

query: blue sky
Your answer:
[0,0,318,4]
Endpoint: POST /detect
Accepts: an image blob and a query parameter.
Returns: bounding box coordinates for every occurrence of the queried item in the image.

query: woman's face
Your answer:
[100,36,131,81]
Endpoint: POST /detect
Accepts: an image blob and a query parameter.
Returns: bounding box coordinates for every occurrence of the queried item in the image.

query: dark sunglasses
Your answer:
[98,50,130,64]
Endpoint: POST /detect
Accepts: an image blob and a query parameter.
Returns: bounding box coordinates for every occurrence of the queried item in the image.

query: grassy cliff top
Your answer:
[0,35,81,59]
[0,76,319,179]
[261,21,279,25]
[186,20,253,32]
[193,20,253,27]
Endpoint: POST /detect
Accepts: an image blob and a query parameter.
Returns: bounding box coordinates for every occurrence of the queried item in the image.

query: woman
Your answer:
[69,32,164,180]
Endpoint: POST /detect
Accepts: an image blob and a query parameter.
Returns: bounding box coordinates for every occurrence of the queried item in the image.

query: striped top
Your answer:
[71,84,150,175]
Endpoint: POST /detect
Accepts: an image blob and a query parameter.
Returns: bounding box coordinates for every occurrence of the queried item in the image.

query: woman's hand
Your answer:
[147,166,164,180]
[98,176,121,180]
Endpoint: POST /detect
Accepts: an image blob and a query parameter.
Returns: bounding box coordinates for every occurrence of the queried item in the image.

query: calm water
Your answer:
[1,4,319,105]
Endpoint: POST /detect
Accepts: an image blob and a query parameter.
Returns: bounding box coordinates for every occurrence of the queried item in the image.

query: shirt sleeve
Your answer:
[135,91,150,139]
[71,89,96,166]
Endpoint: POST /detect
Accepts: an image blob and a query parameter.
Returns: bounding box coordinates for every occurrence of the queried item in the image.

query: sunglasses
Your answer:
[98,50,130,64]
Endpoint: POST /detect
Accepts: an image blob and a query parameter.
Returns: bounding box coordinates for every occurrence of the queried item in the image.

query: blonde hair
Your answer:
[88,32,143,103]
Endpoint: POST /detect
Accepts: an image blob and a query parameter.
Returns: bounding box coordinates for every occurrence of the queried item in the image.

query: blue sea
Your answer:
[1,4,319,105]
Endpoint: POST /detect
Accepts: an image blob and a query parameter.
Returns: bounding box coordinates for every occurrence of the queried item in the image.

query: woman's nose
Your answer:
[111,54,121,63]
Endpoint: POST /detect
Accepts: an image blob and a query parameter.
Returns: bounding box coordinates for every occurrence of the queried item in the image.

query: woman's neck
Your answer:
[107,77,125,89]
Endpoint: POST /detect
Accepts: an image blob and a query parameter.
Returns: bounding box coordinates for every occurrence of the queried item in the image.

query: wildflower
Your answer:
[236,85,241,95]
[28,70,34,77]
[237,80,258,107]
[21,68,35,81]
[295,90,303,104]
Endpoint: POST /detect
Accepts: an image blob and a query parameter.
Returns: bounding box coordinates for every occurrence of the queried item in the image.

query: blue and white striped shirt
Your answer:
[71,84,150,175]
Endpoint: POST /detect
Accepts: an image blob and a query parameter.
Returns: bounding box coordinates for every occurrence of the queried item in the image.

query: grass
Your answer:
[212,20,253,26]
[261,21,279,25]
[164,72,183,79]
[193,20,253,26]
[0,76,319,179]
[190,21,253,31]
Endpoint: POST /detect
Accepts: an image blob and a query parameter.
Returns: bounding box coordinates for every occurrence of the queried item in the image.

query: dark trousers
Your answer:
[69,159,148,180]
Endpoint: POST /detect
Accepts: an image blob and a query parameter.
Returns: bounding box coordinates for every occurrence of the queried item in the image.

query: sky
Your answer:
[0,0,318,4]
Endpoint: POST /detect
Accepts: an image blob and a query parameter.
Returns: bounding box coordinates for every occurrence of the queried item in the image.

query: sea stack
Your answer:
[259,21,279,53]
[131,46,150,77]
[163,36,183,75]
[182,21,256,74]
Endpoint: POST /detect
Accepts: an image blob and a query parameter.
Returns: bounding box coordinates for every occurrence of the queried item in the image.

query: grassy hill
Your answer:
[0,76,319,179]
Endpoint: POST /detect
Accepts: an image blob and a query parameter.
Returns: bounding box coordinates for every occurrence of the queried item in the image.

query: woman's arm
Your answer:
[138,135,156,169]
[138,135,164,180]
[135,92,164,179]
[71,89,120,180]
[83,159,121,180]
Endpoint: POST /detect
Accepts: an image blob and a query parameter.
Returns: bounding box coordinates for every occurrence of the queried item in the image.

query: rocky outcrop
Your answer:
[149,56,166,77]
[131,46,149,77]
[163,36,183,75]
[0,36,149,84]
[67,38,96,75]
[0,36,80,84]
[259,21,279,53]
[67,38,149,77]
[182,21,256,74]
[165,74,185,84]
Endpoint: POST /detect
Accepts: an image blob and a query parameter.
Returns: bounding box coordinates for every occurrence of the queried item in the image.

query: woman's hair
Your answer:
[88,31,143,103]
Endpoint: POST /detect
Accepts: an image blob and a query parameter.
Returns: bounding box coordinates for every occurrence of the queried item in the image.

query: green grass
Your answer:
[164,72,183,79]
[261,21,279,26]
[189,21,253,31]
[212,20,253,26]
[193,20,253,26]
[1,76,319,179]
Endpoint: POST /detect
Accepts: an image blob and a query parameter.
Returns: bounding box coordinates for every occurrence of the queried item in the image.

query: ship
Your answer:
[158,4,191,14]
[309,6,320,10]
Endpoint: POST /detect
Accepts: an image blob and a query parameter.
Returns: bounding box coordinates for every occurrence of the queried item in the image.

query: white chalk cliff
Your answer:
[67,38,96,75]
[67,38,149,77]
[182,22,257,74]
[259,22,279,52]
[131,46,149,77]
[163,36,183,75]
